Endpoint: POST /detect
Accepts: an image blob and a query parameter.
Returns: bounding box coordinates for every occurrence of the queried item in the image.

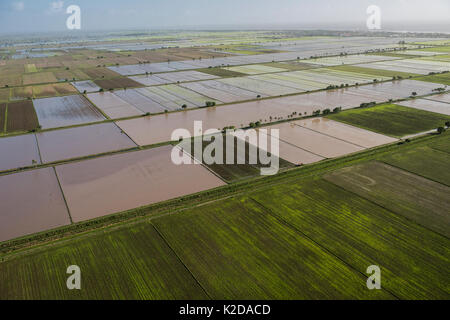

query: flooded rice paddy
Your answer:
[55,145,225,222]
[0,134,41,172]
[398,99,450,115]
[33,95,105,129]
[0,167,70,242]
[36,122,137,163]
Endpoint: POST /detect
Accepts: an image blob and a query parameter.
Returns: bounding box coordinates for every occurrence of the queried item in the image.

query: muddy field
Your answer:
[55,145,225,222]
[33,95,105,129]
[6,100,39,132]
[294,118,398,148]
[36,123,137,163]
[94,77,143,90]
[0,167,70,242]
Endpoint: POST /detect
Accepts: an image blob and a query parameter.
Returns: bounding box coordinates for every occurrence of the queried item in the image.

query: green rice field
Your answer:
[326,104,450,137]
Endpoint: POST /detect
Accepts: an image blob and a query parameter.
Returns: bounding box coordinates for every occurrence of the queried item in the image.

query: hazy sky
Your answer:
[0,0,449,33]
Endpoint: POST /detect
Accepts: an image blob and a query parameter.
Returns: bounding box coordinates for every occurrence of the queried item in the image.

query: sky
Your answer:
[0,0,449,34]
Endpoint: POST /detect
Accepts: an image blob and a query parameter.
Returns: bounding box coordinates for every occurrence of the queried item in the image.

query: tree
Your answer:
[437,127,446,134]
[445,121,450,127]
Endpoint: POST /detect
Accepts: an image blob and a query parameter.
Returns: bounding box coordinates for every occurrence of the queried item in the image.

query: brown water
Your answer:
[36,122,137,163]
[55,145,225,222]
[295,118,398,148]
[0,167,70,242]
[0,134,41,172]
[265,122,364,158]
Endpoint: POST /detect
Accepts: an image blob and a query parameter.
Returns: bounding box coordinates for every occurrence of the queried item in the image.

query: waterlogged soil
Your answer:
[0,134,41,171]
[294,118,398,148]
[36,122,137,163]
[0,167,70,242]
[55,145,225,222]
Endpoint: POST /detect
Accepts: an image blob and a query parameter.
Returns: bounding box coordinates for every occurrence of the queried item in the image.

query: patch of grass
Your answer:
[197,67,245,78]
[251,178,450,299]
[324,161,450,238]
[327,104,450,137]
[153,196,390,299]
[24,64,38,73]
[331,64,419,78]
[0,223,207,299]
[419,46,450,53]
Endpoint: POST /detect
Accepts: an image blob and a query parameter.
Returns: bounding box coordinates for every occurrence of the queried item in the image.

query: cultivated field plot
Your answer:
[134,70,220,84]
[36,123,137,163]
[22,72,57,85]
[33,95,105,129]
[325,161,450,238]
[11,86,32,100]
[223,64,288,75]
[331,64,420,78]
[136,85,218,110]
[238,129,325,166]
[417,72,450,86]
[381,145,450,186]
[0,88,10,102]
[181,79,266,101]
[6,100,39,133]
[0,134,41,172]
[113,89,167,113]
[265,122,364,158]
[217,77,299,96]
[82,67,121,79]
[251,178,450,299]
[294,118,398,148]
[55,145,225,222]
[108,63,176,76]
[327,104,450,137]
[0,103,5,131]
[398,99,450,115]
[357,59,450,75]
[426,93,450,104]
[32,83,78,98]
[0,168,70,242]
[71,80,101,93]
[153,196,390,299]
[94,77,142,90]
[306,54,400,66]
[177,134,294,182]
[0,223,207,299]
[87,92,143,119]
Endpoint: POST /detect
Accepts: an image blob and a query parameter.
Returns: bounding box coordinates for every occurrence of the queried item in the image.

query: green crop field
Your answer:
[326,104,450,137]
[324,161,450,238]
[250,178,450,299]
[330,65,419,78]
[153,196,391,300]
[429,133,450,153]
[381,145,450,186]
[417,72,450,86]
[0,222,207,300]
